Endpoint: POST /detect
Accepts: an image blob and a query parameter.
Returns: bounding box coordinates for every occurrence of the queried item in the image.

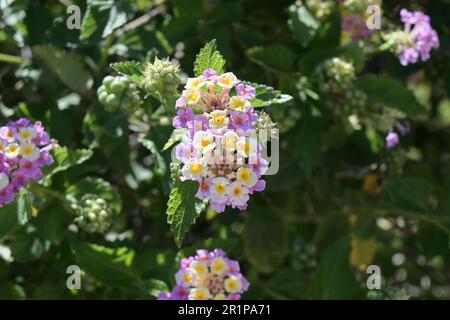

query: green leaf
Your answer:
[44,147,93,180]
[288,4,319,48]
[0,191,33,239]
[243,205,288,274]
[145,279,169,298]
[166,165,199,247]
[246,45,295,72]
[33,46,93,94]
[194,40,226,76]
[110,61,146,87]
[243,81,293,108]
[356,77,426,116]
[80,0,134,41]
[10,231,50,263]
[383,177,434,213]
[71,242,145,294]
[308,237,359,299]
[34,203,72,245]
[0,283,26,299]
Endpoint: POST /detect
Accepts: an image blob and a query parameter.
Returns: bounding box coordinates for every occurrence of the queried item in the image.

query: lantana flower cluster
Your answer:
[158,249,249,300]
[172,69,269,213]
[383,9,439,66]
[0,119,55,206]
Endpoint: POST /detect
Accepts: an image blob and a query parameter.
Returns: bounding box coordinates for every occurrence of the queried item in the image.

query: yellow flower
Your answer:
[18,127,37,143]
[214,293,226,300]
[210,257,227,275]
[20,143,40,161]
[189,287,211,300]
[224,275,242,293]
[229,96,250,112]
[218,72,238,89]
[209,110,229,129]
[236,167,257,187]
[190,260,208,276]
[184,90,202,105]
[186,76,205,90]
[5,143,20,159]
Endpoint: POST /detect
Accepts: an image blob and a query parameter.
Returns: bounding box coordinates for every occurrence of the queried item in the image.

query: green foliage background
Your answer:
[1,0,450,300]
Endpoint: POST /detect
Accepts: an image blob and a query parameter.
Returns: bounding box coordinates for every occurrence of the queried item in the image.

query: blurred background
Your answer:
[0,0,450,299]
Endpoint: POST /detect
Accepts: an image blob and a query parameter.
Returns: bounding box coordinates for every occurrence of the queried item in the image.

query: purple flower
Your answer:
[171,285,189,300]
[173,108,194,129]
[227,294,241,300]
[0,185,14,205]
[0,119,54,206]
[0,126,17,143]
[230,112,251,132]
[397,9,439,66]
[157,292,172,300]
[175,96,186,108]
[396,122,410,136]
[164,249,249,300]
[211,201,226,213]
[196,178,211,199]
[236,83,256,100]
[386,132,399,149]
[202,68,217,80]
[399,47,419,66]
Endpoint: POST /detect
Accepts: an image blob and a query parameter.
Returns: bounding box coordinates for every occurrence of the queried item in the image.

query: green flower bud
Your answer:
[97,75,141,112]
[143,57,181,98]
[74,194,114,234]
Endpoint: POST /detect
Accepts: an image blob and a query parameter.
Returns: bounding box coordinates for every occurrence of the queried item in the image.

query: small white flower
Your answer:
[217,72,238,89]
[236,167,257,187]
[224,275,243,293]
[236,136,256,158]
[193,131,216,154]
[185,76,205,90]
[210,256,227,275]
[222,131,238,152]
[189,287,211,300]
[20,143,40,161]
[175,269,196,286]
[18,127,37,143]
[229,96,250,112]
[227,181,249,206]
[4,143,20,159]
[210,177,229,204]
[208,110,229,129]
[183,89,202,105]
[181,158,207,180]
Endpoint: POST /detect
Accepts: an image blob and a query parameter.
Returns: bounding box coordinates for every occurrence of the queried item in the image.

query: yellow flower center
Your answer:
[201,139,210,148]
[233,186,243,197]
[190,163,202,175]
[20,131,31,140]
[8,145,18,153]
[183,273,192,283]
[214,116,224,126]
[215,183,226,194]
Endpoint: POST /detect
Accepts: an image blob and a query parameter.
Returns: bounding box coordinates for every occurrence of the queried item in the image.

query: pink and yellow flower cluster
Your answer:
[172,69,269,213]
[0,118,55,206]
[158,249,249,300]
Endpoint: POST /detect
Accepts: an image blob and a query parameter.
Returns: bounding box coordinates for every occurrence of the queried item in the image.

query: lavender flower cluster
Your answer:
[0,119,55,206]
[158,249,249,300]
[172,69,269,213]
